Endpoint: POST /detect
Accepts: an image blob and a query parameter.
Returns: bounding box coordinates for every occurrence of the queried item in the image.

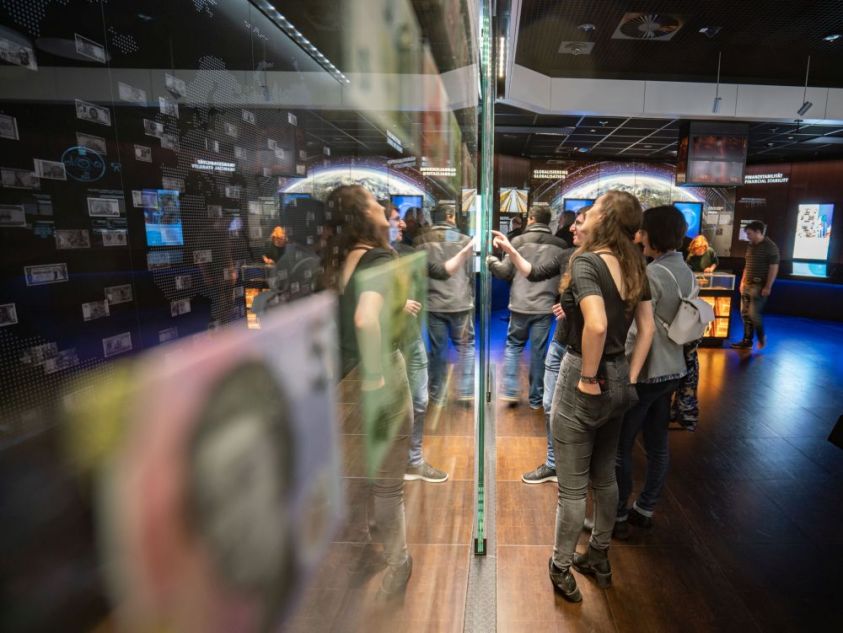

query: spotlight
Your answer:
[699,26,722,38]
[823,34,841,42]
[797,101,813,116]
[712,96,722,113]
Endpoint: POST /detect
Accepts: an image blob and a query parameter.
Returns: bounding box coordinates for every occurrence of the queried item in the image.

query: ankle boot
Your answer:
[548,558,582,602]
[572,545,612,588]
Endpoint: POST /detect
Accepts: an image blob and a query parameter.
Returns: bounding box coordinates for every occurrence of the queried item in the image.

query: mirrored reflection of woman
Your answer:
[327,184,413,601]
[532,191,654,601]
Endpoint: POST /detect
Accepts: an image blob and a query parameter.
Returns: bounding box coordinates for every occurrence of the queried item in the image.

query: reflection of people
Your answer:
[263,226,287,264]
[731,221,779,350]
[546,191,653,602]
[328,184,413,601]
[685,235,718,273]
[616,206,696,539]
[414,203,475,405]
[506,215,524,241]
[488,203,567,408]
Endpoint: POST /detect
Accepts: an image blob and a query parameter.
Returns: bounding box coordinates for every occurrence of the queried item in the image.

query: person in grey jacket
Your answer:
[488,203,567,408]
[414,203,475,405]
[614,205,697,538]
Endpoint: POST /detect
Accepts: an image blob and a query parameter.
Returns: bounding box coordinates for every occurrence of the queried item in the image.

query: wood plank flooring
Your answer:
[495,312,843,633]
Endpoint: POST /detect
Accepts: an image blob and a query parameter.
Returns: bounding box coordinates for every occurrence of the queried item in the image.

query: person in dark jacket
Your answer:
[488,203,567,408]
[414,204,475,405]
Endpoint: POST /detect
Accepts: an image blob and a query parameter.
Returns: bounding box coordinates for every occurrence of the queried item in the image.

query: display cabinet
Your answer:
[695,272,736,346]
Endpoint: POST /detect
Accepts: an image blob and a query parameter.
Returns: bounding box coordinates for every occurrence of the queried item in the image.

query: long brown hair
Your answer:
[560,190,647,311]
[322,184,390,289]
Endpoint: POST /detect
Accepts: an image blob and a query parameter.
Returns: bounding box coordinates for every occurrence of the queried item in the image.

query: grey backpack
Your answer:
[653,264,715,345]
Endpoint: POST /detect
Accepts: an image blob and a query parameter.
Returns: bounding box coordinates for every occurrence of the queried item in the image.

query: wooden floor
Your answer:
[495,312,843,633]
[289,312,843,632]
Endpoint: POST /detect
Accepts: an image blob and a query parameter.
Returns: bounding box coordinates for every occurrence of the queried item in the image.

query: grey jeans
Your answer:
[551,352,635,570]
[359,350,412,567]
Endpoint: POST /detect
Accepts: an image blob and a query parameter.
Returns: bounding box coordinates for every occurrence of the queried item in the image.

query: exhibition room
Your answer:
[0,1,842,632]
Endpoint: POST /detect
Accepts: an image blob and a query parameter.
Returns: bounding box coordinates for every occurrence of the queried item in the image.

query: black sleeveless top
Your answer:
[338,247,404,378]
[560,252,650,357]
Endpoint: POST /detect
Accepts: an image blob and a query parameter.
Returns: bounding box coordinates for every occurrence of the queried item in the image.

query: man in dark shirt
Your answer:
[731,221,780,350]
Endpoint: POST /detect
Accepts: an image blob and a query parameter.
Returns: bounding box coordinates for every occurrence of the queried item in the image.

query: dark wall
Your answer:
[735,160,843,279]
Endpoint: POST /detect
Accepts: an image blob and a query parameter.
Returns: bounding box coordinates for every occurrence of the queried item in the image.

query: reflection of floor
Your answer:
[288,372,476,633]
[494,312,843,632]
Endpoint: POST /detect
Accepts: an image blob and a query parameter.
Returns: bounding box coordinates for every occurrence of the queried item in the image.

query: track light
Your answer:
[712,96,722,113]
[798,56,812,117]
[712,51,722,114]
[797,101,813,116]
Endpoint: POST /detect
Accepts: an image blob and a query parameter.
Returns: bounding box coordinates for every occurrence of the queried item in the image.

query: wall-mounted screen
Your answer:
[563,198,595,212]
[792,261,829,278]
[673,201,703,238]
[793,203,834,261]
[499,188,528,214]
[143,189,183,246]
[391,194,423,218]
[676,122,748,187]
[282,193,311,206]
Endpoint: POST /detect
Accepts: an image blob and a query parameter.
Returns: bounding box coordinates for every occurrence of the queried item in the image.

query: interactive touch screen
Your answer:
[673,201,703,238]
[793,203,834,261]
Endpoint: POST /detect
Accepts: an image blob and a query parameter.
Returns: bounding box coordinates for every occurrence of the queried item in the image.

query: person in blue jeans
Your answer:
[414,204,475,405]
[495,208,587,484]
[386,204,473,482]
[488,204,567,408]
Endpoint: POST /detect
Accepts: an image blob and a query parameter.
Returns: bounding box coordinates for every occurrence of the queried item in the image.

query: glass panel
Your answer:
[0,1,487,631]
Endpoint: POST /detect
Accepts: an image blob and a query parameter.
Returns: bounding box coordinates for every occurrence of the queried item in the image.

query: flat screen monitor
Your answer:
[391,194,423,218]
[793,203,834,261]
[282,192,311,207]
[499,188,528,214]
[563,198,595,212]
[676,121,748,187]
[792,261,828,278]
[143,189,183,246]
[673,201,703,238]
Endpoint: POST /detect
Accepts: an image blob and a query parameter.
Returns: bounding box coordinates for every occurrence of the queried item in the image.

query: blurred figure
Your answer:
[414,203,475,405]
[731,221,779,350]
[506,215,524,241]
[555,210,576,247]
[686,235,718,273]
[327,185,413,601]
[263,226,288,264]
[402,207,421,246]
[488,203,567,408]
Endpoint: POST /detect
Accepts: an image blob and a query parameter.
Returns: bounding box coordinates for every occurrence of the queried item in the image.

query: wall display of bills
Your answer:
[33,159,67,180]
[82,300,110,321]
[1,168,39,189]
[75,99,112,126]
[75,34,106,63]
[0,204,26,227]
[44,349,80,374]
[0,113,19,140]
[193,249,212,264]
[0,303,18,327]
[76,132,107,155]
[87,197,121,217]
[55,229,91,249]
[0,36,37,70]
[105,284,133,305]
[103,331,133,358]
[170,298,191,317]
[118,81,147,104]
[25,263,69,286]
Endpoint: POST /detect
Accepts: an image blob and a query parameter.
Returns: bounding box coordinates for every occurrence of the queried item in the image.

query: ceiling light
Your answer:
[788,136,795,140]
[823,34,841,42]
[712,96,722,113]
[798,56,812,116]
[578,23,596,33]
[699,26,722,38]
[590,129,596,133]
[797,101,813,116]
[577,147,589,153]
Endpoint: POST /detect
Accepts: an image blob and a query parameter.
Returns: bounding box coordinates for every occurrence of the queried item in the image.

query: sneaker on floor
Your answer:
[499,394,519,405]
[404,461,449,483]
[627,507,653,529]
[529,402,543,411]
[521,463,557,484]
[679,419,697,432]
[756,332,767,350]
[376,555,413,602]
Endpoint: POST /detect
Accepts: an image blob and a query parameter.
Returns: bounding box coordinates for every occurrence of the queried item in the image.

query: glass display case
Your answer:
[695,272,736,345]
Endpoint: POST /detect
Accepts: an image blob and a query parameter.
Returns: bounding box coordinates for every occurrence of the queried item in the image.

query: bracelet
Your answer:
[580,375,599,384]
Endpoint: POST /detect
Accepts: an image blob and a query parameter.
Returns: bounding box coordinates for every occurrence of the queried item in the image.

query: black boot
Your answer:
[548,558,582,602]
[730,321,754,349]
[572,545,612,588]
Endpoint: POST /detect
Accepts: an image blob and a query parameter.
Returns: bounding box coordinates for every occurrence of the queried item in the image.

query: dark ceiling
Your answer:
[515,0,843,87]
[495,103,843,163]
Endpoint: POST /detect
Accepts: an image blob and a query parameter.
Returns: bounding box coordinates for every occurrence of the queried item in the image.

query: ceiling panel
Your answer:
[514,0,843,87]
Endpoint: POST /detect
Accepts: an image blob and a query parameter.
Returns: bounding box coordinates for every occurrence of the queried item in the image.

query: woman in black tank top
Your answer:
[326,185,414,601]
[546,190,655,602]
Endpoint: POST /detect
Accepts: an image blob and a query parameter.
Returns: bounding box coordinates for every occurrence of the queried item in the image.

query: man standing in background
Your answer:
[731,221,779,350]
